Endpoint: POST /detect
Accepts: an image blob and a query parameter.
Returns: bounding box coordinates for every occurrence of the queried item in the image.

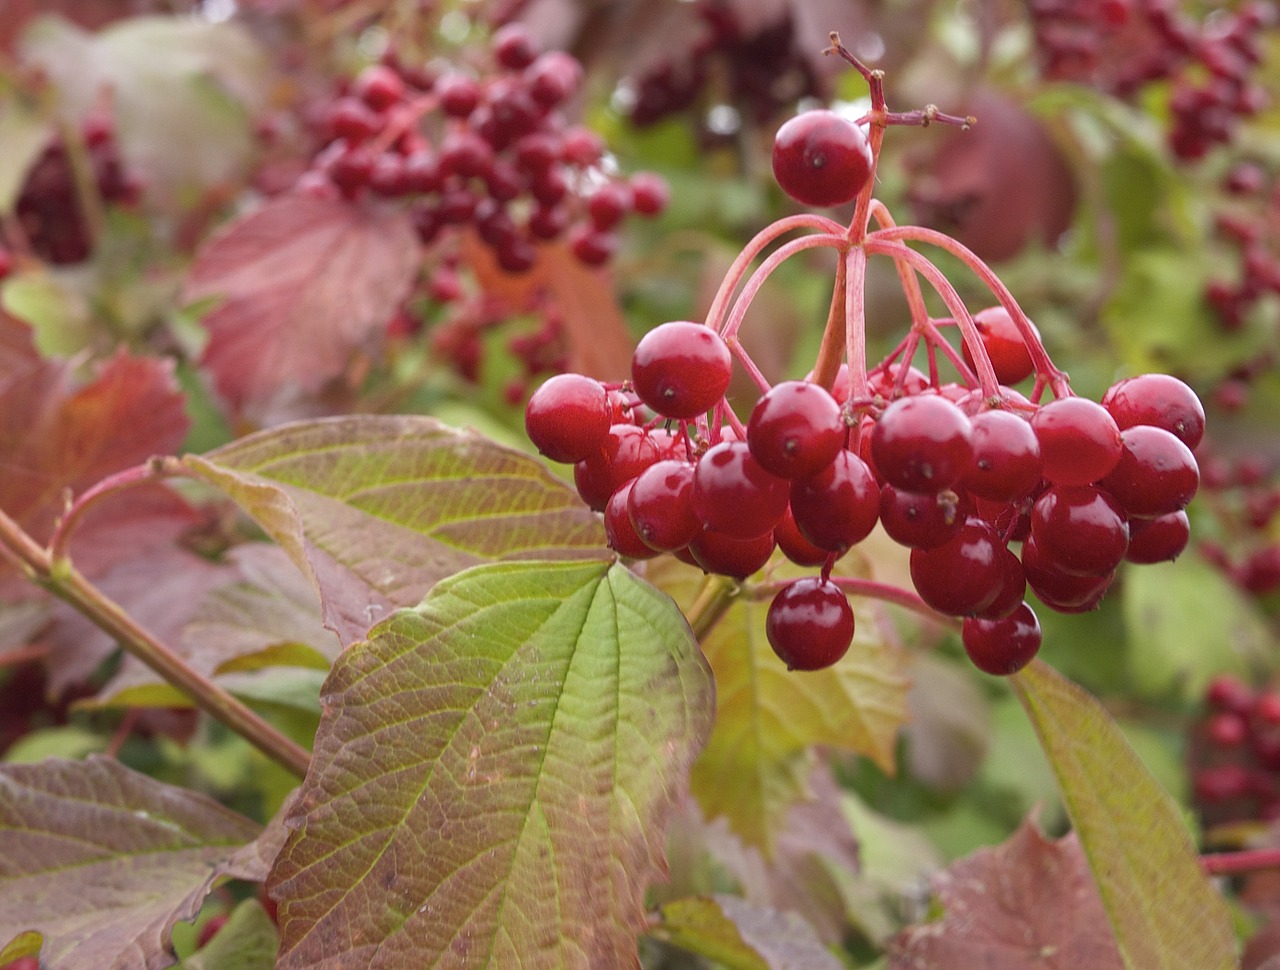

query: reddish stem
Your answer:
[704,214,845,334]
[863,238,1002,399]
[1201,847,1280,877]
[844,247,871,404]
[48,457,182,564]
[868,224,1070,396]
[721,233,846,341]
[810,254,848,393]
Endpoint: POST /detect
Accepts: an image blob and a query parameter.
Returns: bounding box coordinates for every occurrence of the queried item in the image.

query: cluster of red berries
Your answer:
[1198,450,1280,598]
[525,306,1204,675]
[622,2,824,135]
[1206,162,1280,334]
[15,114,140,265]
[1028,0,1274,160]
[296,25,668,272]
[1191,675,1280,827]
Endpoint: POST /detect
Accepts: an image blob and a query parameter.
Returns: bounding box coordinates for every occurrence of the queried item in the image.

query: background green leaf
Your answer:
[1012,660,1237,970]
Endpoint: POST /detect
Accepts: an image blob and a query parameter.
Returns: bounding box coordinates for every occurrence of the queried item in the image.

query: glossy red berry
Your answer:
[962,306,1037,385]
[1031,396,1123,486]
[909,517,1006,616]
[352,64,404,110]
[688,529,775,579]
[1124,510,1189,564]
[771,110,873,208]
[747,381,846,480]
[693,441,790,539]
[492,23,539,70]
[1205,711,1248,748]
[766,578,855,671]
[1206,674,1255,715]
[774,507,831,567]
[1099,426,1199,517]
[1102,373,1205,449]
[572,425,661,511]
[632,322,733,419]
[790,451,880,552]
[1020,533,1113,612]
[605,481,660,559]
[1030,485,1129,576]
[627,460,699,552]
[524,373,612,463]
[871,395,974,493]
[962,602,1042,675]
[630,172,670,215]
[878,486,967,549]
[962,409,1043,501]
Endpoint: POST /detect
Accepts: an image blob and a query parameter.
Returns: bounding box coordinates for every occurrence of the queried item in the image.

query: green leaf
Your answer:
[268,560,714,970]
[185,416,607,644]
[1011,660,1237,970]
[1123,555,1274,701]
[653,895,845,970]
[684,569,909,853]
[185,900,278,970]
[0,270,94,357]
[0,756,262,970]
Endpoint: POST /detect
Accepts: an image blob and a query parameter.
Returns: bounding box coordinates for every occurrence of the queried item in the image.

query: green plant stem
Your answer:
[685,574,738,642]
[0,506,311,777]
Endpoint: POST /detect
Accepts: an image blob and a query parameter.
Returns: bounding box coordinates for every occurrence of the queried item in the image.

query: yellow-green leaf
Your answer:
[1012,660,1237,970]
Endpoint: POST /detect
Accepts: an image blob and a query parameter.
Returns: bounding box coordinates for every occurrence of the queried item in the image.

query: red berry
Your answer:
[871,395,974,493]
[1030,485,1129,576]
[587,182,632,231]
[630,172,670,215]
[328,96,382,142]
[605,481,660,559]
[1101,373,1205,449]
[688,529,775,579]
[771,110,873,208]
[789,451,881,552]
[196,913,230,949]
[1124,510,1189,564]
[774,507,831,567]
[766,578,855,670]
[1205,711,1248,748]
[1031,397,1123,486]
[878,486,967,550]
[1020,533,1113,612]
[353,64,404,110]
[627,460,699,552]
[962,306,1036,385]
[524,374,611,463]
[631,321,732,419]
[492,23,540,70]
[1099,426,1199,517]
[962,602,1042,675]
[436,74,481,117]
[909,517,1006,616]
[525,51,583,108]
[573,425,661,511]
[692,441,790,539]
[569,223,618,266]
[1193,765,1253,803]
[977,548,1028,620]
[1256,691,1280,726]
[1206,674,1255,715]
[962,409,1043,501]
[747,381,846,480]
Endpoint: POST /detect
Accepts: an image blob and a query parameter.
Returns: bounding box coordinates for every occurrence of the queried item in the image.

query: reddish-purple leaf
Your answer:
[887,817,1125,970]
[184,194,420,413]
[0,756,262,970]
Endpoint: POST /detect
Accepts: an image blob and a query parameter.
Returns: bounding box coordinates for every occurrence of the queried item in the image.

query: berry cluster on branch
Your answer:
[1029,0,1274,160]
[1192,675,1280,827]
[525,34,1205,677]
[296,23,668,272]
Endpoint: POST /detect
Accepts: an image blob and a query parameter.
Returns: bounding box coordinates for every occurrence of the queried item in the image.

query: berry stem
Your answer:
[864,238,1002,399]
[721,233,846,342]
[704,214,846,334]
[0,504,311,777]
[868,224,1070,396]
[810,252,847,393]
[48,456,182,565]
[870,200,931,332]
[684,573,739,641]
[1201,847,1280,877]
[844,246,871,404]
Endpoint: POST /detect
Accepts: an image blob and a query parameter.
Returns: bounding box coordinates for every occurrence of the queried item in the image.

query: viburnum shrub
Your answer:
[526,33,1204,677]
